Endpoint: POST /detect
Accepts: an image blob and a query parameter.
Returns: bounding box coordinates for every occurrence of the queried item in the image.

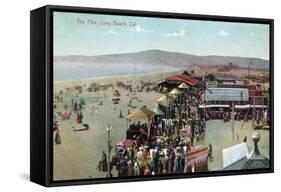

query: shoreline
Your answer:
[54,69,182,84]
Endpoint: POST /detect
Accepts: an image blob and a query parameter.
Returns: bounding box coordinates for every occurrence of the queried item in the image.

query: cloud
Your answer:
[105,30,118,35]
[165,29,187,37]
[130,25,150,32]
[217,30,228,36]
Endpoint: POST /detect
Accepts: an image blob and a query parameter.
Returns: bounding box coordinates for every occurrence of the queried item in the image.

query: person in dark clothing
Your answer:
[119,110,123,118]
[76,111,83,124]
[208,143,213,162]
[191,120,195,146]
[174,147,185,174]
[74,102,78,113]
[97,150,107,171]
[55,128,61,144]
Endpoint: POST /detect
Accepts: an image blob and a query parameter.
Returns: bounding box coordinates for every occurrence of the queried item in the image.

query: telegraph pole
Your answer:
[106,125,112,177]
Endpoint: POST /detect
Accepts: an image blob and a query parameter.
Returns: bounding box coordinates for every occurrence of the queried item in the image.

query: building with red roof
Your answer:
[157,71,204,98]
[158,71,200,88]
[167,73,199,87]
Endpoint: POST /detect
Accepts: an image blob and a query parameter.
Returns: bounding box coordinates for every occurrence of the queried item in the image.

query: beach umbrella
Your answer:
[169,88,183,104]
[157,94,177,106]
[126,106,156,141]
[170,88,182,95]
[126,105,156,121]
[178,82,190,89]
[157,95,169,107]
[153,104,165,115]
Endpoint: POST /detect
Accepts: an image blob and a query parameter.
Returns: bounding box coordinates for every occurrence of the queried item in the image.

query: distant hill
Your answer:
[54,50,269,81]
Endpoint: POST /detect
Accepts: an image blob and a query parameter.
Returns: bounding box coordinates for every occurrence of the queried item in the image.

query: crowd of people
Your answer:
[54,83,212,178]
[98,131,210,177]
[97,94,211,177]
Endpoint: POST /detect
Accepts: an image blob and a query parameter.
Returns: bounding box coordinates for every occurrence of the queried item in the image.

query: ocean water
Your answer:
[54,61,182,81]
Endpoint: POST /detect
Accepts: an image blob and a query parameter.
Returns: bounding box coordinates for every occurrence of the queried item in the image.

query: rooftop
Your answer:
[223,132,270,170]
[223,156,270,170]
[167,72,199,86]
[214,74,238,81]
[206,87,249,102]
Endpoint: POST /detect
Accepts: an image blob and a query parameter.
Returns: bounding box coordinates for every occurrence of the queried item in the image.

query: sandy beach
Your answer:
[53,72,171,180]
[53,70,270,180]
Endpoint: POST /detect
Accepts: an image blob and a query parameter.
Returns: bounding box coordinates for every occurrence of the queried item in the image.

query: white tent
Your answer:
[126,106,155,121]
[178,82,190,89]
[169,88,182,95]
[157,95,169,107]
[153,104,165,115]
[126,106,156,141]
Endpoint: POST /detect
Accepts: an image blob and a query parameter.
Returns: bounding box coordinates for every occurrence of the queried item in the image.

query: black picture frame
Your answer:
[30,5,274,187]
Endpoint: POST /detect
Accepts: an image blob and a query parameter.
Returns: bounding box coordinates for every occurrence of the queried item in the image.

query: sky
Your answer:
[53,12,270,60]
